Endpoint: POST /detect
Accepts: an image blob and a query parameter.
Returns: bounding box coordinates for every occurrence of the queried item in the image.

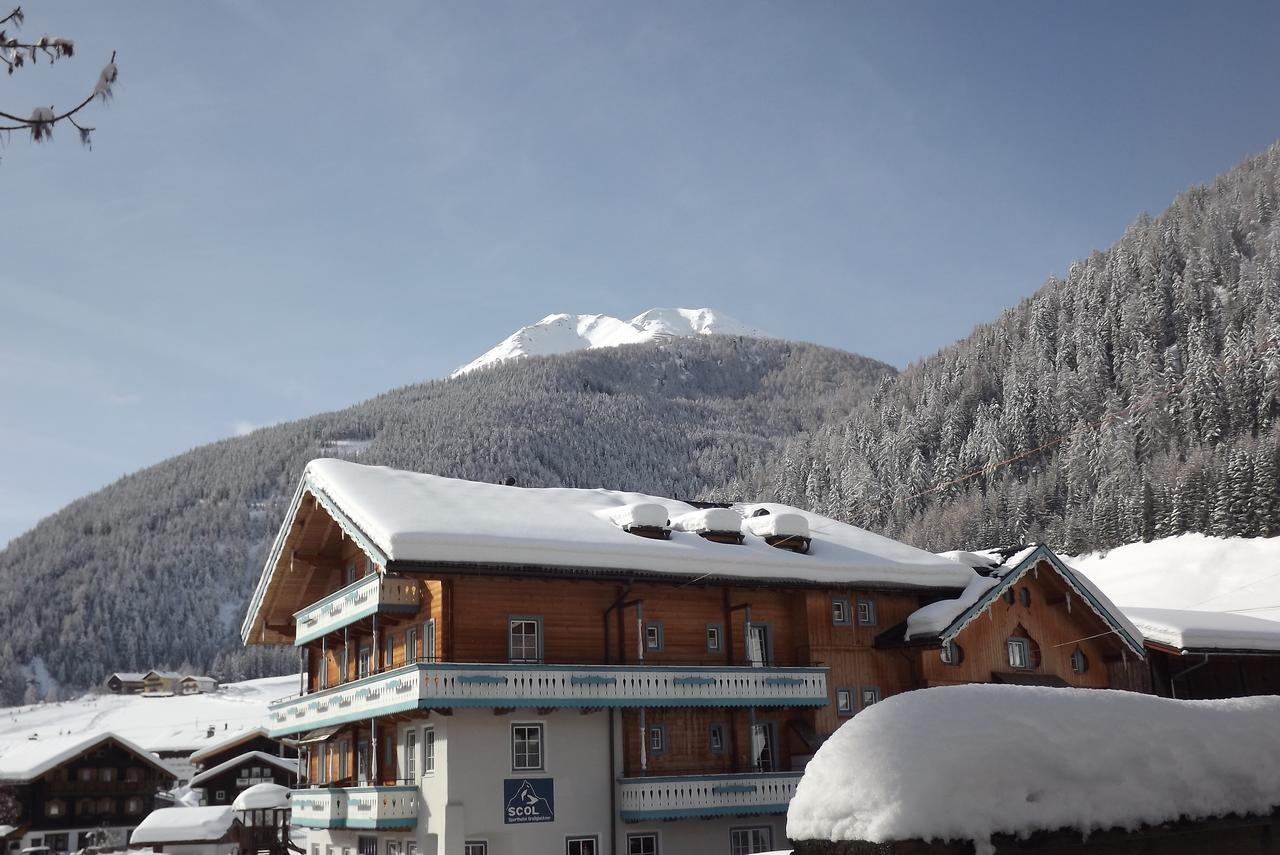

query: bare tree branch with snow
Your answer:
[0,5,117,148]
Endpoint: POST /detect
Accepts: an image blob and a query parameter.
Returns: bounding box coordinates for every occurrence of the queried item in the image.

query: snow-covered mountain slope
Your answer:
[451,307,771,377]
[0,676,292,755]
[1072,533,1280,623]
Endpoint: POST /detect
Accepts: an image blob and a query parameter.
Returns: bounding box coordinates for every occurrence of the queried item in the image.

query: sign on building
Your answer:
[504,778,555,824]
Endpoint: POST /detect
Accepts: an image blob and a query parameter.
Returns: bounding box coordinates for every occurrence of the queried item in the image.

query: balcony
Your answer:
[618,772,802,821]
[268,662,828,736]
[290,786,418,830]
[293,574,421,646]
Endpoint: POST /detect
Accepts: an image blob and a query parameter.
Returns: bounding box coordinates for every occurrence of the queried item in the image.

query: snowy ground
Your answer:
[1072,533,1280,622]
[0,675,294,756]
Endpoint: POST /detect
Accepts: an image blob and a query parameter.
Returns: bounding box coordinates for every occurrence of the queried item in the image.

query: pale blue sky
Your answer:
[3,1,1279,545]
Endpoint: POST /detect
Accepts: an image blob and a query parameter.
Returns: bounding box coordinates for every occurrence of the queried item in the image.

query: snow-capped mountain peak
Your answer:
[451,307,771,377]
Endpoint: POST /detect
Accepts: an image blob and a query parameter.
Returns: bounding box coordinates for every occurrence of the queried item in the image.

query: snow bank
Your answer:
[787,684,1280,854]
[1072,533,1280,622]
[905,574,998,640]
[289,460,973,589]
[232,782,291,810]
[743,512,810,539]
[130,806,234,843]
[670,507,742,534]
[604,502,669,530]
[1123,606,1280,652]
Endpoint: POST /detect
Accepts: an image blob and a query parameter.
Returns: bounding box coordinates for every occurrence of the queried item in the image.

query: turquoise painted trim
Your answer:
[343,818,418,830]
[673,677,716,687]
[337,786,417,794]
[292,818,344,829]
[619,772,800,784]
[305,479,390,568]
[764,677,804,687]
[620,804,790,821]
[295,600,380,646]
[293,573,380,620]
[458,675,508,685]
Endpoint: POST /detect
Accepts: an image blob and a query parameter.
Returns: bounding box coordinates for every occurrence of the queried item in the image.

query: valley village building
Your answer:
[240,460,1153,855]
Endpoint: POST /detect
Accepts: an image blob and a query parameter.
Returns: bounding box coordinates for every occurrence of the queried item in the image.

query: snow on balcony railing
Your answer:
[268,662,827,735]
[291,786,418,830]
[293,574,420,646]
[618,772,802,821]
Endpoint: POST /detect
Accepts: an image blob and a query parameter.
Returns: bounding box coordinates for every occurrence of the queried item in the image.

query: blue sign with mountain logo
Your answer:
[504,778,555,824]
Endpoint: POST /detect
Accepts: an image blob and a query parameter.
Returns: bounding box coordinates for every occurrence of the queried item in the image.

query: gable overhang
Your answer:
[938,544,1146,659]
[241,474,389,646]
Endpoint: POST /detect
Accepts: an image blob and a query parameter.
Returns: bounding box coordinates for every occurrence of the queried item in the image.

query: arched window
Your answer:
[940,641,964,666]
[1071,647,1089,674]
[1002,588,1015,605]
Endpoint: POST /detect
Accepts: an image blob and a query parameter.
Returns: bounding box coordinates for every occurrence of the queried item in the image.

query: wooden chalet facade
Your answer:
[0,733,177,854]
[188,728,298,806]
[104,673,146,695]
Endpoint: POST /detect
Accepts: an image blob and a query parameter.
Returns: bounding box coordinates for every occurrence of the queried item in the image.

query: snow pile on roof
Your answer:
[0,732,170,782]
[289,460,973,589]
[603,503,669,530]
[787,684,1280,854]
[0,676,293,756]
[905,574,998,640]
[670,507,742,534]
[936,549,1004,570]
[130,807,234,844]
[1072,533,1280,622]
[743,512,809,539]
[451,307,770,377]
[190,750,297,787]
[1123,607,1280,653]
[232,782,291,810]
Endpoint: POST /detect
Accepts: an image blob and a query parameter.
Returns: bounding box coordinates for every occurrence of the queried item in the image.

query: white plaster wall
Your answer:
[615,815,786,855]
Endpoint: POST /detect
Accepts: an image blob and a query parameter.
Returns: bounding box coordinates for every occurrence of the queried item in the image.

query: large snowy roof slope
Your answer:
[130,807,234,844]
[787,684,1280,854]
[190,751,297,788]
[0,732,172,782]
[1122,606,1280,653]
[301,459,974,589]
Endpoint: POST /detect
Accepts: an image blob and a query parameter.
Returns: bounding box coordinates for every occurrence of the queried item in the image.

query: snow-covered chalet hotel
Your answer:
[240,460,1143,855]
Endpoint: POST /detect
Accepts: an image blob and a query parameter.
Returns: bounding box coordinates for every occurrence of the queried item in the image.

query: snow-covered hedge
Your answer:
[787,684,1280,855]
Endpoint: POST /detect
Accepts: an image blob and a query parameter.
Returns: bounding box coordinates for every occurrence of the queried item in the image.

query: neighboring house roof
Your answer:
[143,670,184,681]
[1122,606,1280,655]
[245,460,975,642]
[182,675,218,683]
[129,806,235,844]
[189,728,276,766]
[108,672,147,683]
[0,731,176,783]
[896,544,1146,658]
[189,751,297,788]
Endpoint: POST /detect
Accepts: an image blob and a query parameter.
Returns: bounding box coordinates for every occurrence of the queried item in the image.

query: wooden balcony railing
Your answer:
[293,574,420,646]
[290,786,418,830]
[617,771,802,821]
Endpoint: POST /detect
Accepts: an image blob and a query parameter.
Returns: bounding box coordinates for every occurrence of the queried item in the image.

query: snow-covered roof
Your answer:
[1122,606,1280,654]
[189,751,297,788]
[109,672,147,682]
[188,727,274,765]
[129,807,235,844]
[904,545,1145,657]
[144,670,183,681]
[244,460,974,642]
[232,782,291,810]
[0,732,174,782]
[1072,533,1280,623]
[787,684,1280,851]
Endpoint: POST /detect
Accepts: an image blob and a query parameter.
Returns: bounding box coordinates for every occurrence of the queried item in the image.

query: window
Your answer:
[1019,587,1031,607]
[729,826,772,854]
[831,598,851,625]
[749,723,775,772]
[338,738,350,780]
[1071,647,1089,674]
[423,727,436,773]
[509,617,542,663]
[125,797,144,815]
[856,598,877,626]
[627,833,658,855]
[647,725,666,755]
[709,724,726,754]
[312,846,319,855]
[1002,588,1015,604]
[386,841,401,855]
[101,767,116,782]
[44,835,68,854]
[215,790,226,802]
[705,624,722,653]
[645,622,664,652]
[78,767,95,782]
[512,723,544,771]
[940,641,963,665]
[345,561,358,586]
[836,688,853,716]
[45,800,64,818]
[97,798,113,813]
[76,799,94,816]
[566,837,598,855]
[384,731,396,774]
[1008,638,1030,669]
[406,730,417,780]
[358,646,372,679]
[385,634,396,669]
[464,843,488,855]
[125,766,142,782]
[860,687,881,708]
[357,837,377,855]
[406,626,418,662]
[406,844,418,855]
[423,618,437,662]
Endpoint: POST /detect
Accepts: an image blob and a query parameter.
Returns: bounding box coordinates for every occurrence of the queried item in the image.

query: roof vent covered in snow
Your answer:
[744,511,811,554]
[672,508,745,545]
[608,503,671,540]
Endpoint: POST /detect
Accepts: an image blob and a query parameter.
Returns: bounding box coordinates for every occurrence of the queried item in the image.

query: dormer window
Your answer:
[744,510,812,553]
[608,503,671,540]
[671,508,744,544]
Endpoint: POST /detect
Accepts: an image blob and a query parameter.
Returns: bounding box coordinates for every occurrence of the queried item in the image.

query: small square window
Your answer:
[709,724,725,754]
[648,725,666,755]
[464,843,488,855]
[836,688,853,716]
[856,598,877,626]
[706,624,722,652]
[627,833,658,855]
[832,598,851,625]
[645,622,664,652]
[860,687,881,708]
[566,837,598,855]
[215,790,226,801]
[512,723,544,771]
[1071,648,1089,674]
